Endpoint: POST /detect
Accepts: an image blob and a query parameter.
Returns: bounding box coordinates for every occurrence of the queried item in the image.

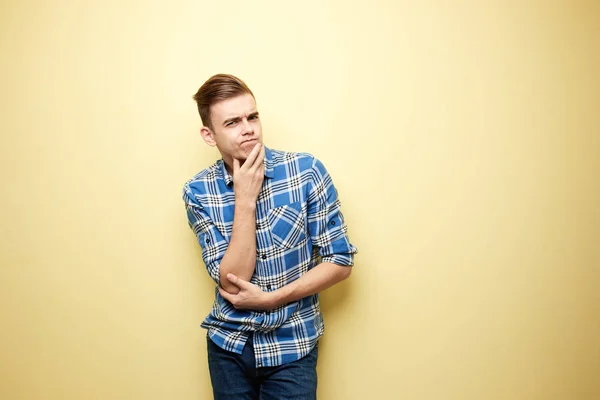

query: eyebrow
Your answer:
[222,111,259,127]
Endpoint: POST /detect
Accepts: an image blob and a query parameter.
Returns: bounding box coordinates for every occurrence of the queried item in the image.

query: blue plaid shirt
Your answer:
[183,146,357,368]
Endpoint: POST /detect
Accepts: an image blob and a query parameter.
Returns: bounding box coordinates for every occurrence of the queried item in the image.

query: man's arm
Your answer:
[185,144,265,295]
[219,262,351,310]
[216,144,265,294]
[271,262,351,305]
[216,202,257,294]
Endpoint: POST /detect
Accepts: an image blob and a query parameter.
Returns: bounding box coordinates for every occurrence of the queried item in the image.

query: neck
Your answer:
[223,158,233,175]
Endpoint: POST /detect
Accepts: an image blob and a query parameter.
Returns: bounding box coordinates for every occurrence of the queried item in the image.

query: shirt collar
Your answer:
[219,145,274,186]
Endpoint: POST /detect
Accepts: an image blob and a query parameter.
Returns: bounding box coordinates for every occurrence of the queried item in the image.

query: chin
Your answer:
[240,143,256,156]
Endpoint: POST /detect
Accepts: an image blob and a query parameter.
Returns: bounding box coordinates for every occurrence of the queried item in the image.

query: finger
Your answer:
[249,143,265,172]
[227,273,250,289]
[243,143,262,169]
[259,148,265,172]
[257,144,266,167]
[218,287,233,302]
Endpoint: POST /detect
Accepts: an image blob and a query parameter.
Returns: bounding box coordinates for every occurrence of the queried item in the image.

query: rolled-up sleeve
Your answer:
[183,186,227,284]
[306,158,358,266]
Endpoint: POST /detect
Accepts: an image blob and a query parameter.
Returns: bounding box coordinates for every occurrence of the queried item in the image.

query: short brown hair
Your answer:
[193,74,254,129]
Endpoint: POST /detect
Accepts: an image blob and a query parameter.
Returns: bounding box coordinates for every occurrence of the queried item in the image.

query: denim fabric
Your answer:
[207,335,318,400]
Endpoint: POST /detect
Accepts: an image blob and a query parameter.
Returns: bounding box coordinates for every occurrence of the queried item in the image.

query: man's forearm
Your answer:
[219,201,257,294]
[270,262,352,308]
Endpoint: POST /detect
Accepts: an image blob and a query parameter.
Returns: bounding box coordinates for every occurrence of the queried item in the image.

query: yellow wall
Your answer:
[1,1,598,399]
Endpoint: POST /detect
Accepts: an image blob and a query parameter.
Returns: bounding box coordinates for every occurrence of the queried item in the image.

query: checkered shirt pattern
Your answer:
[183,146,357,367]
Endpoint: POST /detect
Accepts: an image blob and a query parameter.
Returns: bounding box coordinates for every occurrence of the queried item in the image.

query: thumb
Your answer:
[218,286,233,302]
[232,158,240,173]
[227,273,249,288]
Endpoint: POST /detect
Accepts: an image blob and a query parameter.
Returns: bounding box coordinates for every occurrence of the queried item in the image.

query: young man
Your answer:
[182,74,357,400]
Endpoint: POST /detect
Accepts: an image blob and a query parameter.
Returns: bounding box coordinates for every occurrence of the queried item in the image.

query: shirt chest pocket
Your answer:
[267,202,307,249]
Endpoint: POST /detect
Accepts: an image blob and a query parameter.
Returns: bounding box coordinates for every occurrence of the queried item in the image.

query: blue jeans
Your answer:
[207,335,318,400]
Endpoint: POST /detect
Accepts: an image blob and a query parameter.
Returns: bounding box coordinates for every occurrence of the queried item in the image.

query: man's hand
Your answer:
[218,273,276,311]
[217,143,264,294]
[233,143,265,205]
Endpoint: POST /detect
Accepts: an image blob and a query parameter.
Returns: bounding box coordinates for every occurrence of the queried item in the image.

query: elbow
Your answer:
[218,269,240,294]
[220,281,240,295]
[339,265,352,281]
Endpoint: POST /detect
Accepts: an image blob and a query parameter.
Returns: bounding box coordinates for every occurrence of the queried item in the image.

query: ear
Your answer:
[200,126,216,147]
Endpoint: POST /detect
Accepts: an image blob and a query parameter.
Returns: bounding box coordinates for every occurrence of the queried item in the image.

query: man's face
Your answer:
[204,93,263,167]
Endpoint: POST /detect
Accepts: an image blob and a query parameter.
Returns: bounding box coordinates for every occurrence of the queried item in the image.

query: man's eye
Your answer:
[248,115,258,120]
[226,121,236,127]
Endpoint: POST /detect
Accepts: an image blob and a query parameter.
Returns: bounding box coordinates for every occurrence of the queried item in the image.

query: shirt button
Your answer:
[330,220,336,226]
[266,285,272,290]
[257,362,262,367]
[205,238,210,243]
[261,254,267,260]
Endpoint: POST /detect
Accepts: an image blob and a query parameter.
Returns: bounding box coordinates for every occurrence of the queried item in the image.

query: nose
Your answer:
[241,117,254,135]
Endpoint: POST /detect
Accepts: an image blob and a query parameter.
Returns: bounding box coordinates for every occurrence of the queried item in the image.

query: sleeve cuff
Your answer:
[322,253,355,267]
